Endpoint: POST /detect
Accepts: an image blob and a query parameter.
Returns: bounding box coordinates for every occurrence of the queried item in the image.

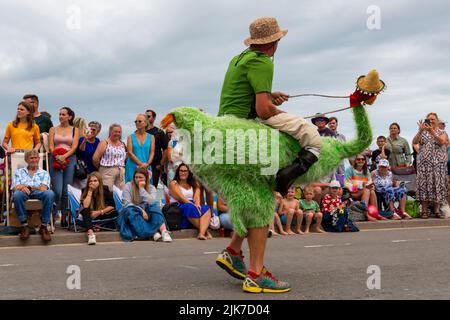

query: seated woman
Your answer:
[371,159,412,220]
[80,172,118,245]
[120,168,172,242]
[344,153,379,221]
[168,163,212,240]
[217,196,234,231]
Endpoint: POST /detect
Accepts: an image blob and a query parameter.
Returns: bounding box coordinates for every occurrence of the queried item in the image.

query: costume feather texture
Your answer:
[165,105,372,236]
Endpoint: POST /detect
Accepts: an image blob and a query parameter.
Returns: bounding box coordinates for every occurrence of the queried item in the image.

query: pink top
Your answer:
[54,128,74,150]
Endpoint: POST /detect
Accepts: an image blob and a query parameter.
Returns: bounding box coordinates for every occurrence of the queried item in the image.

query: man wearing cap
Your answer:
[216,16,324,294]
[311,113,336,138]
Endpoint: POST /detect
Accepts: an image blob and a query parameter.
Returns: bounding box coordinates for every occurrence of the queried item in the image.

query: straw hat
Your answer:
[356,69,386,95]
[244,17,288,46]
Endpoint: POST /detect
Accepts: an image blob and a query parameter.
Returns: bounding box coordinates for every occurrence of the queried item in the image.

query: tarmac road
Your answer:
[1,226,449,300]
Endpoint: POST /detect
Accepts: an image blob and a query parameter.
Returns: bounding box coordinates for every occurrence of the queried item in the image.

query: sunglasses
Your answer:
[135,120,144,124]
[356,158,365,161]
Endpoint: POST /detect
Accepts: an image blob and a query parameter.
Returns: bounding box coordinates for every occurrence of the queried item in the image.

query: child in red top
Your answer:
[321,180,345,214]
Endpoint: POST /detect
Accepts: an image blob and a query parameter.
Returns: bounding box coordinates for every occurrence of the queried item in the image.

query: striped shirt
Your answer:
[344,167,371,191]
[12,167,51,189]
[100,142,126,167]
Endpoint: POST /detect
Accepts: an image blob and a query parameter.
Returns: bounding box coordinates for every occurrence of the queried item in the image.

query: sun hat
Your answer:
[244,17,288,46]
[329,180,341,188]
[378,159,390,168]
[356,69,386,95]
[311,113,329,125]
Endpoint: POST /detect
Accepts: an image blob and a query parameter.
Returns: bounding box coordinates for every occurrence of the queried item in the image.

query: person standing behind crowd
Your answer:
[93,124,127,191]
[328,117,346,176]
[2,101,41,153]
[145,109,168,187]
[413,113,448,219]
[73,117,87,138]
[23,94,53,134]
[125,114,155,184]
[311,114,336,138]
[370,136,391,171]
[80,172,117,245]
[48,107,79,227]
[77,121,101,174]
[161,125,176,186]
[385,122,412,167]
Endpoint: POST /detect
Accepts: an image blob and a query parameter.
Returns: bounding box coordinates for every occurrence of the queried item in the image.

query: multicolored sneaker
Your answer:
[242,267,291,293]
[216,248,247,280]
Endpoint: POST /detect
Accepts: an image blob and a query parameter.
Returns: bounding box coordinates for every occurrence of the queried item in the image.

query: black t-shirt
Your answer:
[81,186,116,210]
[35,114,53,134]
[147,126,168,165]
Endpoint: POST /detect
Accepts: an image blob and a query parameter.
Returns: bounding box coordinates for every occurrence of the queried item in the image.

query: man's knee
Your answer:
[13,191,28,202]
[41,190,55,202]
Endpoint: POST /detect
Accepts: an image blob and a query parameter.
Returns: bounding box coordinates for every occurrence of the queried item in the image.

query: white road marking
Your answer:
[0,264,16,267]
[304,243,351,248]
[84,257,138,262]
[203,251,220,255]
[392,239,431,243]
[182,265,199,270]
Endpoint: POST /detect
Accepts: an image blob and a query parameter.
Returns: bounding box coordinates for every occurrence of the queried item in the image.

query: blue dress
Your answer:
[125,133,152,183]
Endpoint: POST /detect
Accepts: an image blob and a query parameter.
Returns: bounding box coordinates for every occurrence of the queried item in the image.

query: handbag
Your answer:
[209,213,221,230]
[74,159,88,180]
[162,203,183,231]
[391,166,415,175]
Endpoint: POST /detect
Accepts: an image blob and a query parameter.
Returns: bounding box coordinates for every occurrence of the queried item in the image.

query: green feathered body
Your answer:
[170,106,372,236]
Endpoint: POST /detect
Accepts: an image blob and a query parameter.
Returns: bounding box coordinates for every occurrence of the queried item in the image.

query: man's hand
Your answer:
[15,185,31,195]
[271,92,289,106]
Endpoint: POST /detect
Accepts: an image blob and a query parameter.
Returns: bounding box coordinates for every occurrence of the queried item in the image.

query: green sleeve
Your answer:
[246,56,273,94]
[314,201,320,212]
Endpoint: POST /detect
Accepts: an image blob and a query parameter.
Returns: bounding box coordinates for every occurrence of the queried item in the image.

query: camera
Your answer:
[424,119,431,126]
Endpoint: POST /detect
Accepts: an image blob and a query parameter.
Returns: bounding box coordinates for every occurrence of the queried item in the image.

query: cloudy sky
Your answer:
[1,0,449,147]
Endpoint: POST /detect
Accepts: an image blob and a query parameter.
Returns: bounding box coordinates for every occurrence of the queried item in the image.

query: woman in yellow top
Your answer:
[2,101,41,153]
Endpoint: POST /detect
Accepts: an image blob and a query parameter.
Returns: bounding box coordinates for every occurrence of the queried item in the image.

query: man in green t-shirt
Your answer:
[218,20,321,197]
[23,94,53,134]
[216,17,321,294]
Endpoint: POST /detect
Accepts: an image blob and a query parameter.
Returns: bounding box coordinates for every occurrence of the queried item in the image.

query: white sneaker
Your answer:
[161,230,173,242]
[153,232,162,242]
[88,234,96,245]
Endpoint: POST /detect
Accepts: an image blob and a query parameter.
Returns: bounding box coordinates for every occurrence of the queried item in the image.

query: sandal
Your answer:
[420,211,429,219]
[433,212,445,219]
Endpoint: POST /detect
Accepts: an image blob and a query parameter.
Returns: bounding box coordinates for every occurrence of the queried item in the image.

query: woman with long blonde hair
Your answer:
[80,172,117,245]
[119,167,172,242]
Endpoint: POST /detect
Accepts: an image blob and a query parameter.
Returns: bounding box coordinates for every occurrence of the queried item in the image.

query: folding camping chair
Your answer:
[67,184,118,232]
[4,150,54,232]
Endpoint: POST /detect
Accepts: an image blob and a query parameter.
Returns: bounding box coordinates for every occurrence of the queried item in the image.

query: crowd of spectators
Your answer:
[1,94,449,243]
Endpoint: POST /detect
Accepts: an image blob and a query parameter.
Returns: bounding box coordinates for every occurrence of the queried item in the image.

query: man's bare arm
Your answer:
[255,92,285,120]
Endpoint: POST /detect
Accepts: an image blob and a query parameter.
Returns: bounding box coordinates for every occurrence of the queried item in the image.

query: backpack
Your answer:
[162,203,183,231]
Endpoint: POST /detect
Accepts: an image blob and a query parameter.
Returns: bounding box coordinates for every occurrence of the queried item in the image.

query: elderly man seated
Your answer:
[12,150,55,241]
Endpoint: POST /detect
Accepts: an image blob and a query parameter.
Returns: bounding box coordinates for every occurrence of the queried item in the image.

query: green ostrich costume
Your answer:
[163,103,373,237]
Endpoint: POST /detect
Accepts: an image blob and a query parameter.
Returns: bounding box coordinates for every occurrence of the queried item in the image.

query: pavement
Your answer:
[1,225,450,300]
